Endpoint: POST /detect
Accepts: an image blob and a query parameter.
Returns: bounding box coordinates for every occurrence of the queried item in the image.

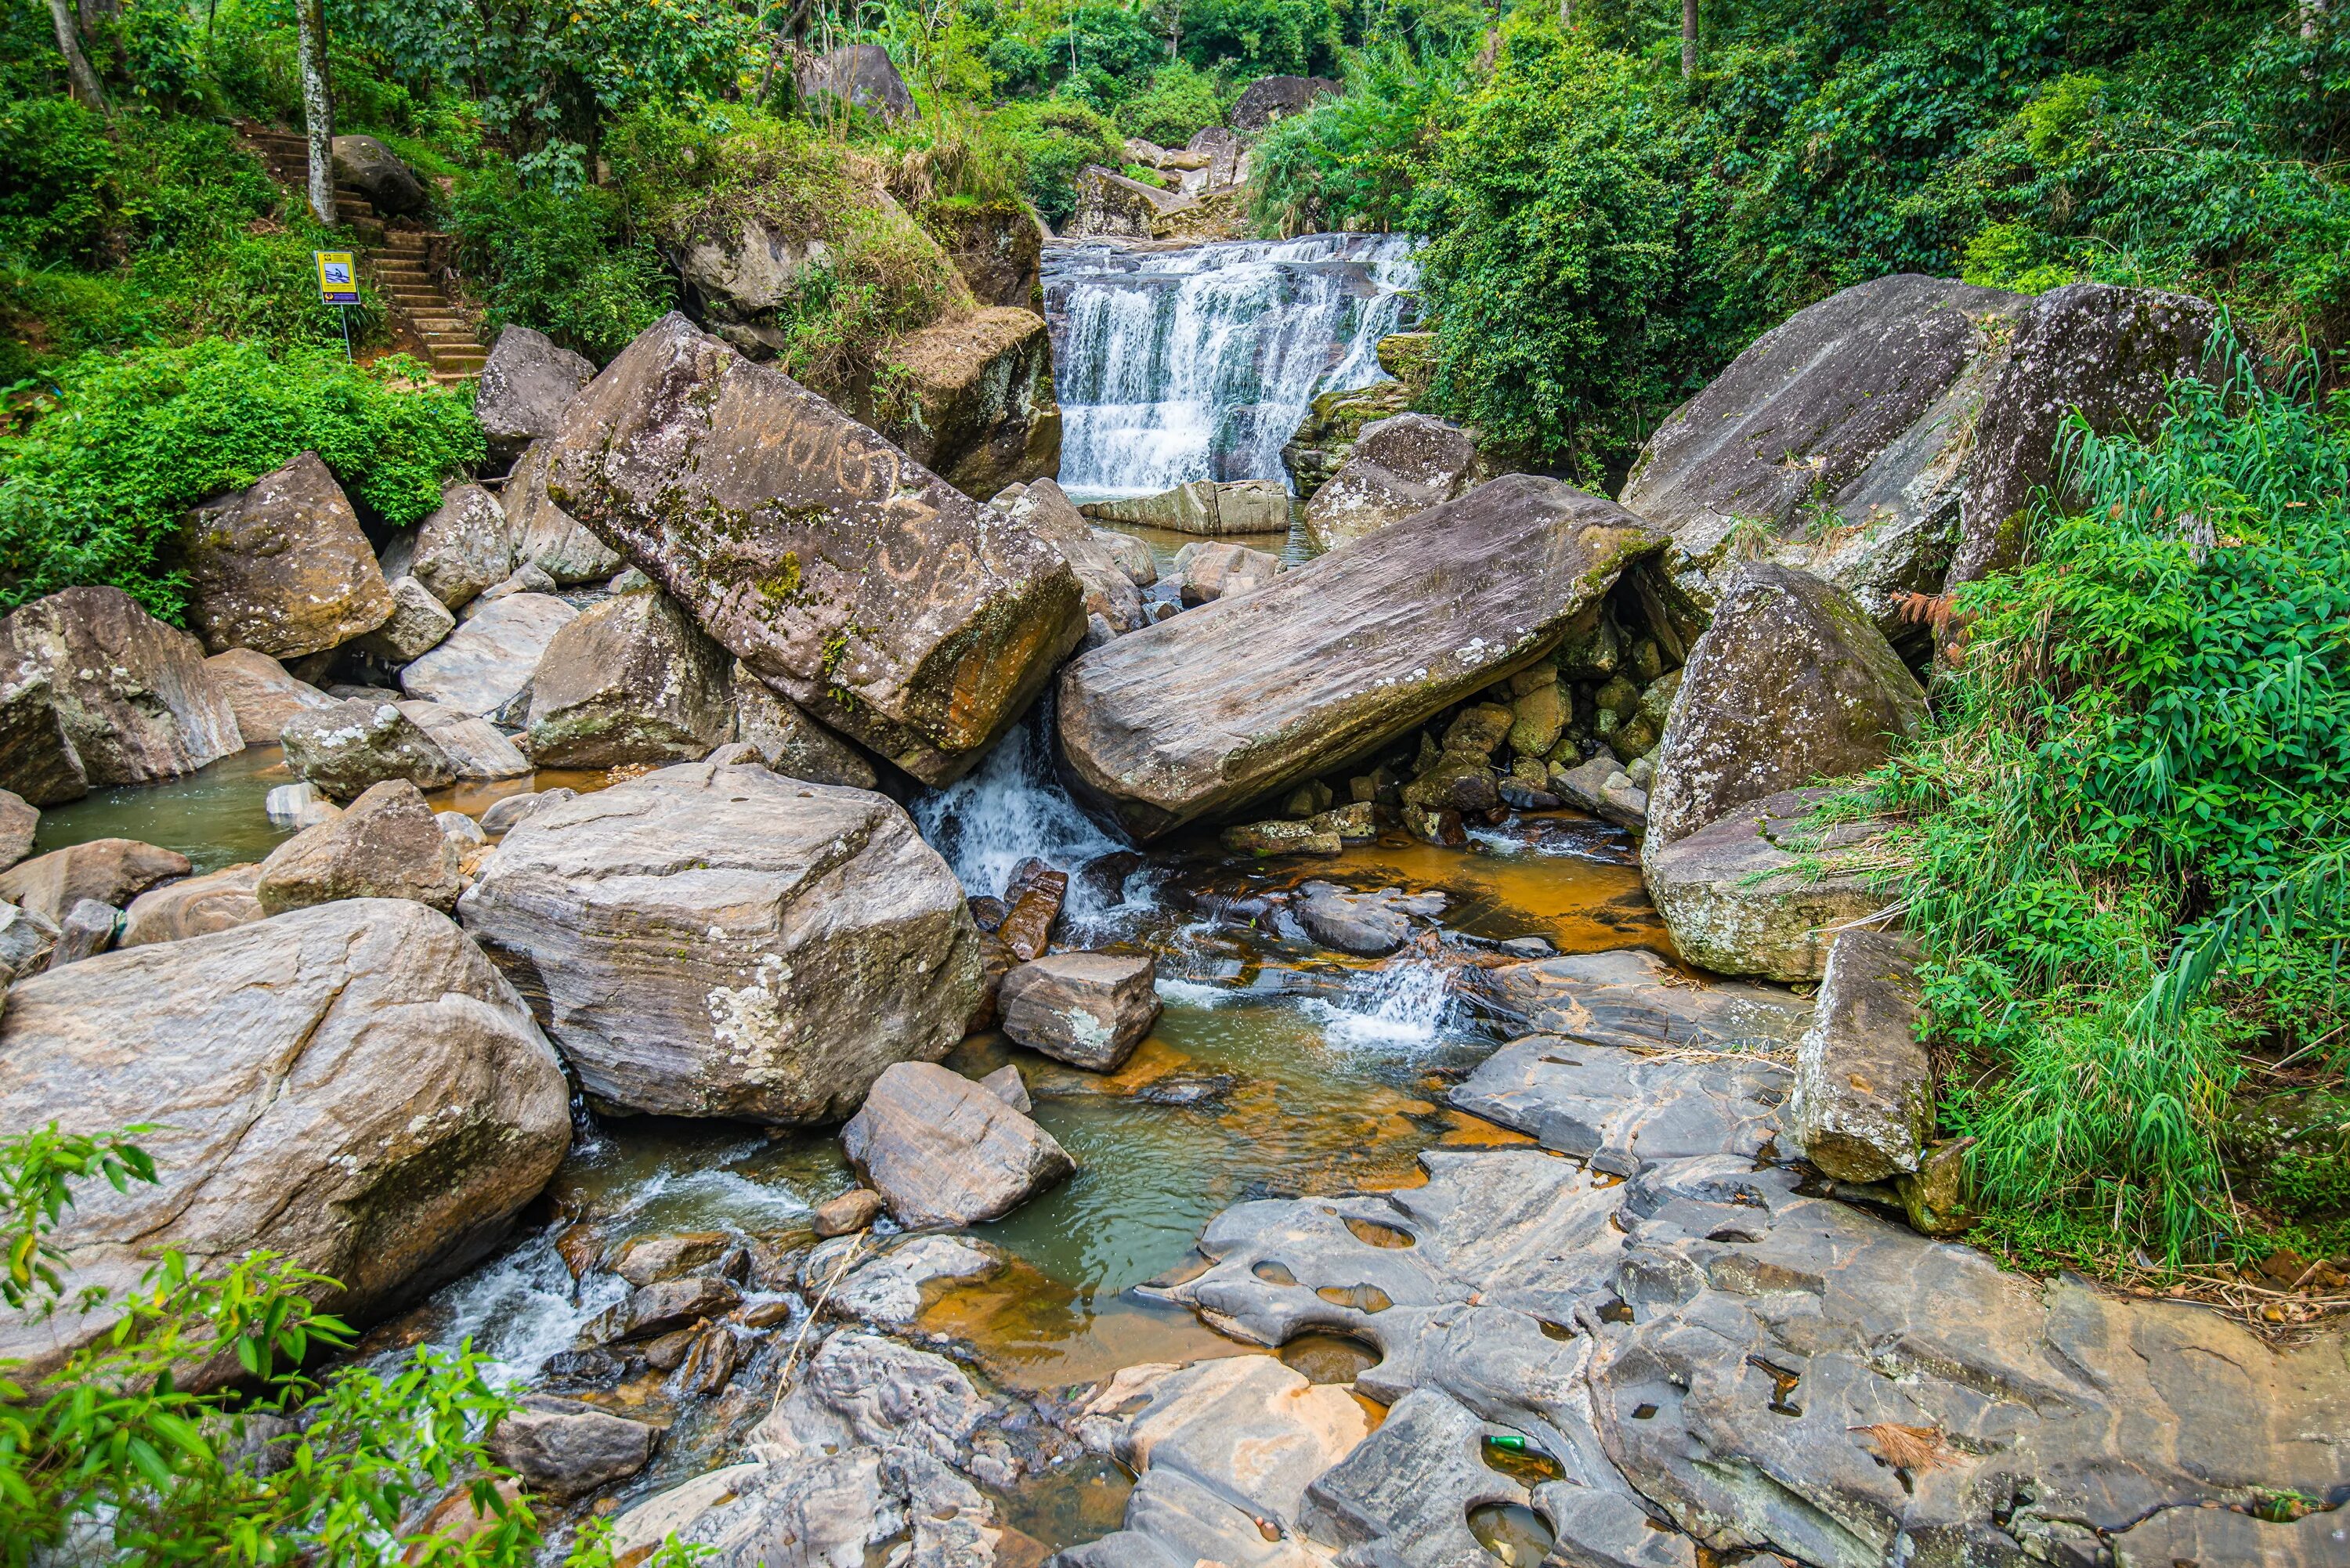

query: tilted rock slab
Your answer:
[886,305,1063,500]
[0,898,570,1383]
[1645,562,1923,850]
[2,586,243,790]
[1791,928,1930,1183]
[183,452,396,659]
[1644,787,1896,983]
[523,590,736,768]
[204,647,336,744]
[503,441,623,584]
[399,591,577,717]
[475,326,595,461]
[539,313,1086,785]
[458,761,982,1123]
[1059,475,1662,840]
[994,479,1146,633]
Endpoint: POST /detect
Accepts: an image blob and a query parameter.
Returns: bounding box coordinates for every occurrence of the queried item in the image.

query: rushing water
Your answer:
[1044,233,1421,496]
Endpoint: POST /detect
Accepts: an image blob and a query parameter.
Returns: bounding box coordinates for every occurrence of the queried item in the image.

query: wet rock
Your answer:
[1645,564,1922,850]
[1060,476,1661,840]
[396,700,530,780]
[794,42,917,122]
[183,452,396,659]
[400,592,577,717]
[813,1233,1000,1328]
[458,762,980,1123]
[608,1230,732,1289]
[0,898,570,1385]
[996,479,1146,631]
[996,861,1067,962]
[120,862,263,948]
[479,787,573,835]
[1222,819,1343,858]
[1230,74,1341,131]
[2110,1505,2350,1568]
[980,1064,1032,1113]
[728,664,878,788]
[328,135,425,215]
[51,898,118,965]
[1498,778,1562,811]
[397,484,516,613]
[1303,1385,1545,1568]
[1084,478,1291,536]
[1091,528,1158,587]
[886,306,1062,499]
[523,592,736,768]
[1174,540,1282,605]
[255,779,463,915]
[1304,413,1480,550]
[812,1187,885,1238]
[1643,786,1894,982]
[280,698,457,798]
[588,1275,743,1345]
[1549,755,1643,831]
[503,442,623,584]
[1466,946,1812,1054]
[354,576,454,663]
[1295,883,1447,959]
[841,1060,1075,1227]
[475,327,596,461]
[1065,1356,1367,1568]
[203,649,336,745]
[0,838,190,923]
[1404,756,1500,815]
[674,1323,739,1397]
[3,587,244,788]
[539,313,1083,785]
[1791,930,1929,1183]
[998,952,1160,1071]
[0,790,33,871]
[487,1394,656,1501]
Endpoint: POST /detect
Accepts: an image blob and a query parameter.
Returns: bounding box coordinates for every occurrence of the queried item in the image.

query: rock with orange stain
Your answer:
[841,1061,1074,1227]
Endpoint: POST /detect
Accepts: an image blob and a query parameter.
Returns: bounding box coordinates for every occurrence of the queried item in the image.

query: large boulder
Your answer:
[1083,478,1290,535]
[394,484,515,612]
[1303,413,1479,550]
[0,837,189,923]
[880,306,1061,500]
[280,697,457,798]
[502,442,623,584]
[397,699,530,781]
[0,789,34,870]
[354,576,455,663]
[1059,475,1661,840]
[1229,75,1340,132]
[457,762,982,1123]
[994,479,1146,632]
[1791,928,1930,1183]
[537,313,1084,785]
[182,452,396,659]
[924,198,1047,311]
[729,665,877,787]
[2,587,244,789]
[203,648,335,744]
[0,898,571,1382]
[1068,166,1190,240]
[1621,274,2214,636]
[996,952,1159,1070]
[329,135,427,215]
[120,862,263,947]
[522,592,736,769]
[1644,786,1893,981]
[840,1061,1074,1227]
[794,42,918,124]
[398,593,577,717]
[474,327,595,461]
[255,779,463,915]
[1644,563,1924,849]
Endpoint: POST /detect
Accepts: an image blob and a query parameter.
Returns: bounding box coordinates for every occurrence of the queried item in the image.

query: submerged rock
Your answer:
[458,762,981,1123]
[203,648,336,745]
[280,698,457,798]
[996,952,1160,1071]
[183,452,396,659]
[1644,786,1895,983]
[120,862,263,948]
[1060,476,1661,840]
[522,591,736,768]
[2,587,244,790]
[0,838,190,924]
[538,313,1084,785]
[1791,929,1930,1183]
[841,1060,1075,1227]
[399,592,577,717]
[255,779,464,915]
[0,898,570,1384]
[1294,882,1446,958]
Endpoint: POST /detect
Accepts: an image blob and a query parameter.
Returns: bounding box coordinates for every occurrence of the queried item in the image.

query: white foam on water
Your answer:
[396,1230,627,1390]
[1303,959,1457,1050]
[1155,976,1240,1009]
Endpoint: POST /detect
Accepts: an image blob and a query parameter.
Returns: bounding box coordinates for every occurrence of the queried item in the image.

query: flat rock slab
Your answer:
[1463,947,1813,1054]
[841,1060,1074,1227]
[1643,787,1895,983]
[1059,476,1661,840]
[458,762,980,1123]
[0,898,570,1383]
[400,592,577,717]
[1454,1032,1791,1172]
[538,313,1084,784]
[1295,881,1446,957]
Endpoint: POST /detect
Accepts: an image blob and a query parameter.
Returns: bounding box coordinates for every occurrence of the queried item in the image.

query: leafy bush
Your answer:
[1118,60,1224,147]
[0,97,115,266]
[990,97,1124,225]
[1179,0,1343,79]
[450,156,673,364]
[1869,337,2350,1260]
[0,340,481,619]
[1249,45,1450,234]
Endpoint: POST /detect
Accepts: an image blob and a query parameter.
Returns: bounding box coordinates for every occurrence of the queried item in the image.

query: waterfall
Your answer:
[1304,958,1458,1050]
[1044,233,1421,497]
[909,714,1123,904]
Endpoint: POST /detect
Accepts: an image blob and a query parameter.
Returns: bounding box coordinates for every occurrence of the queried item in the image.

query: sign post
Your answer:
[314,251,360,362]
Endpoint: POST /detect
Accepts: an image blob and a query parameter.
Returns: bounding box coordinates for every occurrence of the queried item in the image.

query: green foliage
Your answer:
[1867,336,2350,1259]
[0,1123,702,1566]
[449,155,673,363]
[1177,0,1342,79]
[0,96,114,266]
[0,339,481,619]
[990,97,1124,223]
[1249,46,1448,234]
[1117,60,1224,146]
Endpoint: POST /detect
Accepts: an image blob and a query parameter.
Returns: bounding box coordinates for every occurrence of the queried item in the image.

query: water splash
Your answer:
[909,716,1121,903]
[1304,958,1458,1050]
[1045,233,1421,496]
[387,1230,627,1389]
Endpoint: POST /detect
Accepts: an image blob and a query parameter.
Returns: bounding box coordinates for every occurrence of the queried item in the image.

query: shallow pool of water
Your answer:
[31,745,300,873]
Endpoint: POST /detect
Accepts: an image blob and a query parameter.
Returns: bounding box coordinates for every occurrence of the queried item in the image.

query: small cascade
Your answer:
[1304,956,1458,1050]
[1044,233,1421,496]
[909,714,1123,906]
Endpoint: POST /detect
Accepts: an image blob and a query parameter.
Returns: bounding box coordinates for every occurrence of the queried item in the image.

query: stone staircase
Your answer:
[238,124,485,385]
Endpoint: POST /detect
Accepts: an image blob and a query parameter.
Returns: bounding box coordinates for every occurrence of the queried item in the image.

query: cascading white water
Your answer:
[909,714,1123,906]
[1304,959,1459,1050]
[1044,233,1421,497]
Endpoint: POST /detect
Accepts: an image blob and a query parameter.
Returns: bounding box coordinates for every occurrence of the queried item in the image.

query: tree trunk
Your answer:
[1557,0,1571,27]
[46,0,107,110]
[1681,0,1698,78]
[295,0,336,226]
